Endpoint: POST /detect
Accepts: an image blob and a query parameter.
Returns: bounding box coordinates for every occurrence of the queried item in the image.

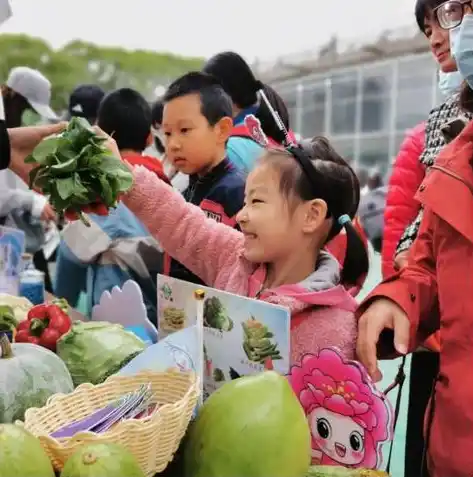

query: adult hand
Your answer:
[40,202,57,223]
[8,122,67,183]
[394,250,409,271]
[356,298,410,382]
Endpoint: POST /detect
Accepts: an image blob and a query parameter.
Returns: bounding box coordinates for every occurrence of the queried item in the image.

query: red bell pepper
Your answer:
[15,303,72,352]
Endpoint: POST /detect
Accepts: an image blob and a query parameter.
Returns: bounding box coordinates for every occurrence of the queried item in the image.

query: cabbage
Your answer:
[57,321,146,386]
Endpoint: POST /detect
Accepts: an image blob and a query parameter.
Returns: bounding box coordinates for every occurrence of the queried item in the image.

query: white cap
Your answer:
[6,66,57,120]
[0,0,12,26]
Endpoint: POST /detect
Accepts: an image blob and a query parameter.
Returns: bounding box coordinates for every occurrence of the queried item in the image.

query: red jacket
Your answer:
[382,123,426,277]
[123,153,170,184]
[360,120,473,477]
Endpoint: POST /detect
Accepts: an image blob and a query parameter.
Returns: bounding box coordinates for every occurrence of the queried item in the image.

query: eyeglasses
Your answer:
[434,0,472,30]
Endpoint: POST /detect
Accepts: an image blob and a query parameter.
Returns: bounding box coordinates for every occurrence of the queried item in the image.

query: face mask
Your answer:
[438,27,463,97]
[452,14,473,89]
[439,70,463,97]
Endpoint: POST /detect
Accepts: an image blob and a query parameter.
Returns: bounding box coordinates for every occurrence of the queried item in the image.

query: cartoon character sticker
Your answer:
[287,348,393,469]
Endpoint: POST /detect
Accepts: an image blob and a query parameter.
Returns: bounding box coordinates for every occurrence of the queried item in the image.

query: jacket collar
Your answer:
[417,119,473,243]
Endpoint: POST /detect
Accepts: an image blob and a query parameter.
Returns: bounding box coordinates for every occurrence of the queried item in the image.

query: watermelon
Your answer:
[0,424,55,477]
[0,333,73,423]
[183,371,311,477]
[60,443,145,477]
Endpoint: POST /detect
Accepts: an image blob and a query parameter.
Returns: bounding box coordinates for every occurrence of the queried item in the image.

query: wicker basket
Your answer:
[20,369,199,476]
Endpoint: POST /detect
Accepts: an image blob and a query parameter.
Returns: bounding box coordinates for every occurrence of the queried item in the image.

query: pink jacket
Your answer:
[124,167,359,363]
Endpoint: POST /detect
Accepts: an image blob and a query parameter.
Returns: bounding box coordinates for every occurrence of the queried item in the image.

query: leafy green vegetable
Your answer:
[56,321,146,386]
[203,297,234,332]
[0,305,18,332]
[213,368,225,382]
[26,117,133,226]
[242,316,281,364]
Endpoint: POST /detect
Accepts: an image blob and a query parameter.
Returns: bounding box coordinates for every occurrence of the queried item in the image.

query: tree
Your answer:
[0,34,204,112]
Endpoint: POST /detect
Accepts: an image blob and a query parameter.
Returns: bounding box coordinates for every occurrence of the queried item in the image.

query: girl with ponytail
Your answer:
[71,112,369,362]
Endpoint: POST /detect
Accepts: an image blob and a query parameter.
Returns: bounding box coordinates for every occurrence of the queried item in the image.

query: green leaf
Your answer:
[99,156,133,192]
[55,177,75,201]
[30,136,59,164]
[50,157,77,174]
[35,171,51,189]
[98,175,114,206]
[55,137,77,162]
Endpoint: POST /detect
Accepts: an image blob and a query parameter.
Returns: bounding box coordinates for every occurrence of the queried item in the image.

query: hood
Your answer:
[249,251,358,314]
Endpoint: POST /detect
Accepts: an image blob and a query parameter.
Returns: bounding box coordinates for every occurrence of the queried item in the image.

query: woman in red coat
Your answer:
[357,116,473,477]
[381,0,469,474]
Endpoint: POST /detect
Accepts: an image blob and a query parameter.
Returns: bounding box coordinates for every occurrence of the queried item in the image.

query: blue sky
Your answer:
[2,0,417,61]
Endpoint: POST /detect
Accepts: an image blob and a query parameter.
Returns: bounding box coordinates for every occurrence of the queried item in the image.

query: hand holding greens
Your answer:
[25,117,133,226]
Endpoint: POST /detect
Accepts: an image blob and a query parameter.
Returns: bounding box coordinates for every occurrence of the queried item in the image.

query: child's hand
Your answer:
[91,125,123,160]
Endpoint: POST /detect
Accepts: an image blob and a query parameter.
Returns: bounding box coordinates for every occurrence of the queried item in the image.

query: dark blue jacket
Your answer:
[165,158,245,285]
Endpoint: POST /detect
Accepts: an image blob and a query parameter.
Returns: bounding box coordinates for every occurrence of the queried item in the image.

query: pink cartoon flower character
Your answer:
[288,348,393,469]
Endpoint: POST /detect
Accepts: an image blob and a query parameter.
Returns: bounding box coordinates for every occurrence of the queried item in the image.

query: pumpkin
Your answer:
[0,333,74,423]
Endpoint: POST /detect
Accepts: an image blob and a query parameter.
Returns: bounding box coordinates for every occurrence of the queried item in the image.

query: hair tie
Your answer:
[338,214,351,227]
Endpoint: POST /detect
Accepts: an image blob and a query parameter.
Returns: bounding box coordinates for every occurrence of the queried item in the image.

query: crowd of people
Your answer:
[2,0,473,476]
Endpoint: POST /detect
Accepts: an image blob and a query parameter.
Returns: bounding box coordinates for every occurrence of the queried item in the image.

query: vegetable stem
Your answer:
[0,333,13,359]
[79,212,91,227]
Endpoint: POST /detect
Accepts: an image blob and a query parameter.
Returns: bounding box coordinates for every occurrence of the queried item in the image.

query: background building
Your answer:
[254,26,440,176]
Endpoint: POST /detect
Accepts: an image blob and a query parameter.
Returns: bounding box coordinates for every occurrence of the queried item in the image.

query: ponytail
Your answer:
[339,216,369,287]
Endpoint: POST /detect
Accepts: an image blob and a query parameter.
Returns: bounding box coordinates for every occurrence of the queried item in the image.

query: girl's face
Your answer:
[236,162,325,264]
[310,407,366,466]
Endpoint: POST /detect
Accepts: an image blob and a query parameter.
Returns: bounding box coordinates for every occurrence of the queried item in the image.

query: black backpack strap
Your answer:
[384,355,407,474]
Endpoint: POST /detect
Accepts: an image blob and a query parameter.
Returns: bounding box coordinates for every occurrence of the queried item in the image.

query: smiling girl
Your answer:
[71,134,369,363]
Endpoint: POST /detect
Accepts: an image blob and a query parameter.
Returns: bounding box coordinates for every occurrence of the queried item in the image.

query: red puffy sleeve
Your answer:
[382,122,426,277]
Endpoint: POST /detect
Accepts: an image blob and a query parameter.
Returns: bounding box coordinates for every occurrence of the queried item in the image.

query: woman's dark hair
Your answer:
[255,84,290,144]
[260,137,369,286]
[415,0,446,32]
[460,83,473,113]
[202,51,259,109]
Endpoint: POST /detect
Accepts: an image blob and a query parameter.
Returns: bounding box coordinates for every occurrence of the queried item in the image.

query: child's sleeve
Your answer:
[123,166,245,287]
[200,179,245,229]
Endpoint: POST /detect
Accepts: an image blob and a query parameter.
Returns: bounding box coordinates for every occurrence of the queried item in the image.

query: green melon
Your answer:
[0,333,74,423]
[0,424,55,477]
[183,371,311,477]
[61,443,145,477]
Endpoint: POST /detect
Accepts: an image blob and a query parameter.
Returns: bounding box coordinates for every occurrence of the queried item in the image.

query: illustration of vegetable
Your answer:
[242,316,282,364]
[161,307,186,331]
[26,117,133,226]
[213,368,225,382]
[203,297,234,332]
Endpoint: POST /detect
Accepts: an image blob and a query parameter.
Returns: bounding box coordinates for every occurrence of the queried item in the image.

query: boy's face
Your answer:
[162,93,232,175]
